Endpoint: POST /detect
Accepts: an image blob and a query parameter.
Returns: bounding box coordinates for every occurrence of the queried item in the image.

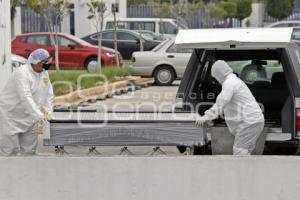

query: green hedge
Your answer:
[49,66,130,96]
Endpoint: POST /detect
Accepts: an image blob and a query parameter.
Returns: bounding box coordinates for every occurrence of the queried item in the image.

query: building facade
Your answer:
[0,0,12,91]
[13,0,127,38]
[61,0,127,37]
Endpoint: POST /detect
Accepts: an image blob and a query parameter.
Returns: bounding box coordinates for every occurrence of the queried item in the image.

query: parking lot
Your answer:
[85,81,180,111]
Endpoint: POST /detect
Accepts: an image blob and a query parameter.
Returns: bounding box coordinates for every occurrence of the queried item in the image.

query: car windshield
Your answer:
[152,38,171,52]
[67,34,94,46]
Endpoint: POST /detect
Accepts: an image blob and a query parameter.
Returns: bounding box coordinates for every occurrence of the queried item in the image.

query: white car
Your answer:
[266,20,300,28]
[12,54,28,70]
[130,38,192,85]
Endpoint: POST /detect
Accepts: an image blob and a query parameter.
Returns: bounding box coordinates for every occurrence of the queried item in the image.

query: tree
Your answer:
[236,0,252,23]
[87,0,108,71]
[189,0,204,17]
[26,0,71,71]
[10,0,20,21]
[171,0,204,28]
[267,0,295,20]
[209,4,227,19]
[209,0,252,26]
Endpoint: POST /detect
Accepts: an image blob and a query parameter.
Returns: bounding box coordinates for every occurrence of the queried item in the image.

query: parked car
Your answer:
[12,32,122,71]
[103,18,187,38]
[266,20,300,28]
[11,54,28,70]
[130,38,192,85]
[175,28,300,155]
[81,29,161,60]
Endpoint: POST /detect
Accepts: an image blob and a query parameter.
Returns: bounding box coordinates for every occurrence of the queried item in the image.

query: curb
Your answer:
[54,77,153,109]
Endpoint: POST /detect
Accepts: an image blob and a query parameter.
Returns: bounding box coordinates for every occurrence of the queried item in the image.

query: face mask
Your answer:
[42,63,51,70]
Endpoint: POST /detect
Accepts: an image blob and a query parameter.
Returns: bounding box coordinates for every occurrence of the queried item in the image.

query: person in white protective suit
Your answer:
[0,48,54,155]
[195,60,265,155]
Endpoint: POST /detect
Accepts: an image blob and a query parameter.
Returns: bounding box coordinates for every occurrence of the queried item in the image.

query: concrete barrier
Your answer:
[0,156,300,200]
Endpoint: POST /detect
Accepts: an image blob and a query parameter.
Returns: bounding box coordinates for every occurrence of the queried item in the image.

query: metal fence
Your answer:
[21,7,61,33]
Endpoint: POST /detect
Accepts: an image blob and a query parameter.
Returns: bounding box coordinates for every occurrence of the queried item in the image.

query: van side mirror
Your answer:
[136,38,140,44]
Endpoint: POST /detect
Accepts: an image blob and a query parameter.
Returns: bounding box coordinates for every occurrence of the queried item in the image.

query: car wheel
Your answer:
[240,65,267,83]
[154,66,175,86]
[84,57,99,72]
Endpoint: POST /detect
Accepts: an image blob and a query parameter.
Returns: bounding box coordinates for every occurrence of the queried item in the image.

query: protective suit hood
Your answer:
[211,60,233,83]
[28,48,50,65]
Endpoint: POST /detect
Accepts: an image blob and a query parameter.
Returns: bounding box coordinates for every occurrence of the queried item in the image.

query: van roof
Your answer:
[175,28,293,49]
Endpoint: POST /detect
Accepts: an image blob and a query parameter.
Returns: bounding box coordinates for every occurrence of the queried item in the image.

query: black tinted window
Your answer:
[102,32,113,40]
[117,32,137,41]
[160,22,177,34]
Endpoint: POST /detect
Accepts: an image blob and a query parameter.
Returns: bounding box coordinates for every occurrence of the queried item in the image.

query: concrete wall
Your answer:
[1,156,300,200]
[244,0,266,27]
[68,0,127,37]
[0,0,12,92]
[11,7,21,38]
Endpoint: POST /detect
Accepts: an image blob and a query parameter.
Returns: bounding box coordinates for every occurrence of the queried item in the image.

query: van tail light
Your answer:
[296,109,300,133]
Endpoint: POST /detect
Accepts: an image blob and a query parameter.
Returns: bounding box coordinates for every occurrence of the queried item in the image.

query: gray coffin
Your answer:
[46,112,205,146]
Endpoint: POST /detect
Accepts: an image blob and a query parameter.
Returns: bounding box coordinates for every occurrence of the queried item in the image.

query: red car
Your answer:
[12,32,122,70]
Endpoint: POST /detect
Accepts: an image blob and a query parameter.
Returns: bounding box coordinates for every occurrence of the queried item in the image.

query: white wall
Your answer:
[0,0,12,92]
[70,0,127,38]
[244,0,266,27]
[1,156,300,200]
[12,7,22,38]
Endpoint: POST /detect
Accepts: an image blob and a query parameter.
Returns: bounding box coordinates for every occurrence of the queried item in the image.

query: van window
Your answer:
[292,28,300,40]
[106,21,129,29]
[106,22,114,29]
[132,22,155,32]
[227,60,283,84]
[160,22,177,34]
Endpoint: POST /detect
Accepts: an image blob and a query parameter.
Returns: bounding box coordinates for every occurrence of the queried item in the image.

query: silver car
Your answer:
[130,38,192,85]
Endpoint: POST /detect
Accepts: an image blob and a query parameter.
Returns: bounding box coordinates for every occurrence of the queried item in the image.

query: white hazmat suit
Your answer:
[0,49,54,155]
[196,60,264,155]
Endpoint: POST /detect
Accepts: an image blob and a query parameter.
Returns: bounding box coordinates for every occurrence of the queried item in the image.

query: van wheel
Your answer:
[85,57,99,72]
[154,66,175,85]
